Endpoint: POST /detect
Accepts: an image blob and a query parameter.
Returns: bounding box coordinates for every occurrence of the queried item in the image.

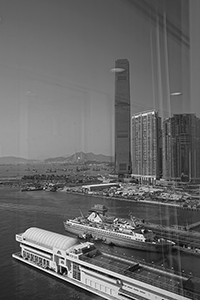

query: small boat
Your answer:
[63,204,175,252]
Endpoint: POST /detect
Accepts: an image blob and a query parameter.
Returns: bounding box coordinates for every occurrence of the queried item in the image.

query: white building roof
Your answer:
[82,183,119,189]
[22,227,78,251]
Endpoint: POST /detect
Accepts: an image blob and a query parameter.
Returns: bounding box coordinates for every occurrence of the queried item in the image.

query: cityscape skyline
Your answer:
[130,110,200,183]
[0,1,199,159]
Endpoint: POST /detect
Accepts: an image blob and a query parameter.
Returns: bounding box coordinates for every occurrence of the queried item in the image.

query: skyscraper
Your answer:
[163,114,200,182]
[114,59,131,175]
[131,110,162,184]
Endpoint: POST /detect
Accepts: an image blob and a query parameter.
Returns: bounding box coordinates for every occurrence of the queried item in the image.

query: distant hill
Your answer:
[0,153,113,164]
[0,156,39,165]
[44,152,113,163]
[67,152,113,163]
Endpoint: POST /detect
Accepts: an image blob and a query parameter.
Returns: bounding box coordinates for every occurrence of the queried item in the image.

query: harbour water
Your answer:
[1,186,200,299]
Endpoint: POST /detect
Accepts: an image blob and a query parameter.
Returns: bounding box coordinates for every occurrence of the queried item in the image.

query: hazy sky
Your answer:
[0,0,198,159]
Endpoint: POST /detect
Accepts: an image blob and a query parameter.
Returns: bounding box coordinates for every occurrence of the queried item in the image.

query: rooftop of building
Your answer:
[82,182,119,188]
[131,109,158,118]
[22,227,78,251]
[80,250,195,297]
[163,113,198,121]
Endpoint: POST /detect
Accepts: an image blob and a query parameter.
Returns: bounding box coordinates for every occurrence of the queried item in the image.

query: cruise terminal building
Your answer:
[12,227,200,300]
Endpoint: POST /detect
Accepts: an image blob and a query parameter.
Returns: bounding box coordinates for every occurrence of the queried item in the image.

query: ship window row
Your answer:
[85,278,115,296]
[22,250,50,269]
[76,225,144,241]
[103,231,132,239]
[86,227,146,241]
[73,263,81,281]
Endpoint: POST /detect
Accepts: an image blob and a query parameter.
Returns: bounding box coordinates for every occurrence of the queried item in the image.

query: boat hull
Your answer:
[63,222,172,253]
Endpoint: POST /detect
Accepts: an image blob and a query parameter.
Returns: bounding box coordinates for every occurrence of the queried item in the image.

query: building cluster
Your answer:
[114,59,200,184]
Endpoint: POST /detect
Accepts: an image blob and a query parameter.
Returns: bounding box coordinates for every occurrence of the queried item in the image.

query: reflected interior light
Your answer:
[110,68,125,73]
[170,92,182,96]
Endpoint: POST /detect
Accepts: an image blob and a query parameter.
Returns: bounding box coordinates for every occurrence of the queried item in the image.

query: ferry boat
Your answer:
[12,227,200,300]
[63,204,175,252]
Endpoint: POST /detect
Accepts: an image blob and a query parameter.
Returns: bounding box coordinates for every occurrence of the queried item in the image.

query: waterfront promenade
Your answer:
[62,187,199,211]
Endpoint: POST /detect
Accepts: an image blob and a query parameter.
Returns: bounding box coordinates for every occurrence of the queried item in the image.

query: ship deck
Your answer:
[80,251,199,299]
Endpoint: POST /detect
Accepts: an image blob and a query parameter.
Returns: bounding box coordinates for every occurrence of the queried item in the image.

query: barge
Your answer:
[12,227,200,300]
[144,222,200,252]
[63,204,174,252]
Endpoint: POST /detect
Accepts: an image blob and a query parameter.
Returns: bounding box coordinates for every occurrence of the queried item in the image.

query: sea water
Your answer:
[1,187,200,299]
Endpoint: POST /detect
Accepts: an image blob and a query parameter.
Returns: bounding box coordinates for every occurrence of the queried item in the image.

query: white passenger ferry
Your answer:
[12,227,200,300]
[64,204,174,252]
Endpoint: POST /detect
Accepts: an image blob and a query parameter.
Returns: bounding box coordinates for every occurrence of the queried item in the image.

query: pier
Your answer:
[13,227,200,300]
[144,222,200,250]
[187,221,200,230]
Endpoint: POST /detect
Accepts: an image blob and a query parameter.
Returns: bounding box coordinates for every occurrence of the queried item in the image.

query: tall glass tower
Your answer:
[114,59,131,175]
[162,114,200,182]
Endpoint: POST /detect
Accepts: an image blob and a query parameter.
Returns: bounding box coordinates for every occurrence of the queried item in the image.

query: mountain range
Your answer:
[0,156,39,165]
[0,152,113,164]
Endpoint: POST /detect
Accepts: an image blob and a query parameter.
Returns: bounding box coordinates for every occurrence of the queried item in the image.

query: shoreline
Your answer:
[2,183,198,210]
[65,190,196,210]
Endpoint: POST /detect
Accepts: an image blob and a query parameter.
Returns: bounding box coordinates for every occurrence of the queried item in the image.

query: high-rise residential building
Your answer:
[163,114,200,182]
[131,110,162,184]
[114,59,131,175]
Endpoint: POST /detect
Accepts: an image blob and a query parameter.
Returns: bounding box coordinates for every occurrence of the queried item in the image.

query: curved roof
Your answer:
[22,227,78,251]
